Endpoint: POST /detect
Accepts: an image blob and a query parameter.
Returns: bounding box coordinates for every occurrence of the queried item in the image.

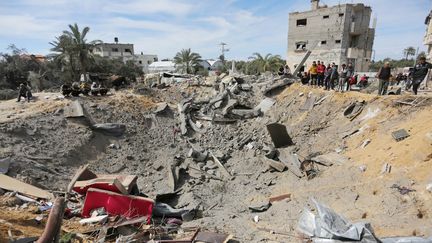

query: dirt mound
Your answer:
[0,83,431,242]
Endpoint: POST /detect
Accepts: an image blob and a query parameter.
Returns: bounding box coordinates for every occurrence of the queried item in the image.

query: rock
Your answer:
[92,123,126,136]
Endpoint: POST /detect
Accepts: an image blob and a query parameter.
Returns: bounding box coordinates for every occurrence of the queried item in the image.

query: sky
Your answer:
[0,0,431,61]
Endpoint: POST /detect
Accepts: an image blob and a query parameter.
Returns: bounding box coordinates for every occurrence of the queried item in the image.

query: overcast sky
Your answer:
[0,0,430,61]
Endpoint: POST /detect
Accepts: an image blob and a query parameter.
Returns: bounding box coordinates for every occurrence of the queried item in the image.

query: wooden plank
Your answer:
[0,174,53,199]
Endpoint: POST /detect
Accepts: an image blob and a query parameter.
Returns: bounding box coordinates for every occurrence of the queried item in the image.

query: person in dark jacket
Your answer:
[411,56,432,95]
[17,83,32,102]
[376,62,392,95]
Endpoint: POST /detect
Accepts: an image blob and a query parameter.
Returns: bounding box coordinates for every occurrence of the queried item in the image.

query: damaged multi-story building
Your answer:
[287,0,375,72]
[92,37,158,73]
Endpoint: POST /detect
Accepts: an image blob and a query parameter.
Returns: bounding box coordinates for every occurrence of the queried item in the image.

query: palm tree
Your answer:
[50,34,78,81]
[54,23,101,81]
[403,47,416,60]
[173,48,202,74]
[251,53,285,73]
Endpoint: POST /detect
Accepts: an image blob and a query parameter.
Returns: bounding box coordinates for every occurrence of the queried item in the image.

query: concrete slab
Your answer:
[266,123,293,148]
[64,100,85,118]
[255,98,276,113]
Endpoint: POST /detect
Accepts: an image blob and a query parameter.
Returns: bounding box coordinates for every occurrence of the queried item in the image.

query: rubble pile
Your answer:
[0,74,431,242]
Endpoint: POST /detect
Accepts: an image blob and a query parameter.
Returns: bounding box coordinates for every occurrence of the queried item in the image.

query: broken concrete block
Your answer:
[311,153,348,166]
[343,101,365,120]
[92,123,126,137]
[300,94,316,111]
[266,123,293,148]
[361,139,371,148]
[187,148,208,162]
[221,99,238,116]
[230,109,261,119]
[249,201,271,212]
[153,102,170,114]
[261,156,286,172]
[255,98,276,113]
[278,150,304,178]
[392,129,410,142]
[64,100,84,118]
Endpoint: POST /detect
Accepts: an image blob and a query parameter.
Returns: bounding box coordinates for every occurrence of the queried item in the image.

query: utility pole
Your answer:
[219,42,229,60]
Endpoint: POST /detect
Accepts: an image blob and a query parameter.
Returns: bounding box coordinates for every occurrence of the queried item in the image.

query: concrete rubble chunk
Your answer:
[343,101,365,120]
[221,99,238,116]
[311,153,349,166]
[230,109,261,119]
[255,97,276,113]
[188,148,208,162]
[92,123,126,136]
[392,129,410,142]
[300,94,316,111]
[266,123,294,148]
[64,100,85,118]
[278,150,304,178]
[381,163,392,174]
[153,102,170,114]
[261,156,286,172]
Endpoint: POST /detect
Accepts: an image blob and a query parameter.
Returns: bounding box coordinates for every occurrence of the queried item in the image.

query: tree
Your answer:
[51,23,101,81]
[250,53,285,73]
[403,47,416,60]
[173,48,202,74]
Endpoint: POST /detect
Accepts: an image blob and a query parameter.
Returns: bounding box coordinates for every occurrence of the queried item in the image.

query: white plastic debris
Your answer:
[359,165,367,172]
[253,215,259,223]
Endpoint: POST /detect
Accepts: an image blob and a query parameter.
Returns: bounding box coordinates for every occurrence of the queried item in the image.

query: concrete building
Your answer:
[148,61,176,73]
[93,39,134,62]
[287,0,375,72]
[92,38,158,73]
[134,53,158,73]
[424,10,432,61]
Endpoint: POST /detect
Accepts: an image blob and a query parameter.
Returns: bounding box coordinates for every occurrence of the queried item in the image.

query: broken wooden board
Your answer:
[0,174,53,199]
[269,193,291,203]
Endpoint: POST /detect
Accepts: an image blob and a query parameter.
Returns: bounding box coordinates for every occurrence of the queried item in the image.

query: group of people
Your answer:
[300,61,364,92]
[299,56,432,96]
[61,81,108,97]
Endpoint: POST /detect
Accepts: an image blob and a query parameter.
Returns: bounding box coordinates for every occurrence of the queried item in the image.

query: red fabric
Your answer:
[349,77,357,85]
[317,64,325,74]
[82,188,154,224]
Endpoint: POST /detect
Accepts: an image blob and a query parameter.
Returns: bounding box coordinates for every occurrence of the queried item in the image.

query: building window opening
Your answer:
[295,41,307,50]
[321,40,327,45]
[335,40,341,44]
[147,60,151,64]
[323,15,329,19]
[349,35,359,48]
[339,13,344,17]
[138,61,142,64]
[112,48,119,52]
[125,48,132,53]
[296,19,307,27]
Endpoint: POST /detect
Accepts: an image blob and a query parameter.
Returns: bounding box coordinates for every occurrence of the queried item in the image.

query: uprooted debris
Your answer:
[298,198,432,243]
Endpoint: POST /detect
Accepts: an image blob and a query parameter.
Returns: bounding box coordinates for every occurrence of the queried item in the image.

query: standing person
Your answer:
[411,56,432,95]
[376,62,392,95]
[308,61,318,86]
[330,63,338,90]
[324,64,332,90]
[317,61,326,87]
[346,63,354,91]
[338,64,348,92]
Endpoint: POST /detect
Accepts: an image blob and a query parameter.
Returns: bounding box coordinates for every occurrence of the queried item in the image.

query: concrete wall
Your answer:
[135,54,158,73]
[287,2,374,72]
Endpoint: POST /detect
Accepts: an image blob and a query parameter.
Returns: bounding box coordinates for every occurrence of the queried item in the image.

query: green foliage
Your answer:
[173,48,202,74]
[403,46,416,60]
[50,23,101,81]
[369,58,415,72]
